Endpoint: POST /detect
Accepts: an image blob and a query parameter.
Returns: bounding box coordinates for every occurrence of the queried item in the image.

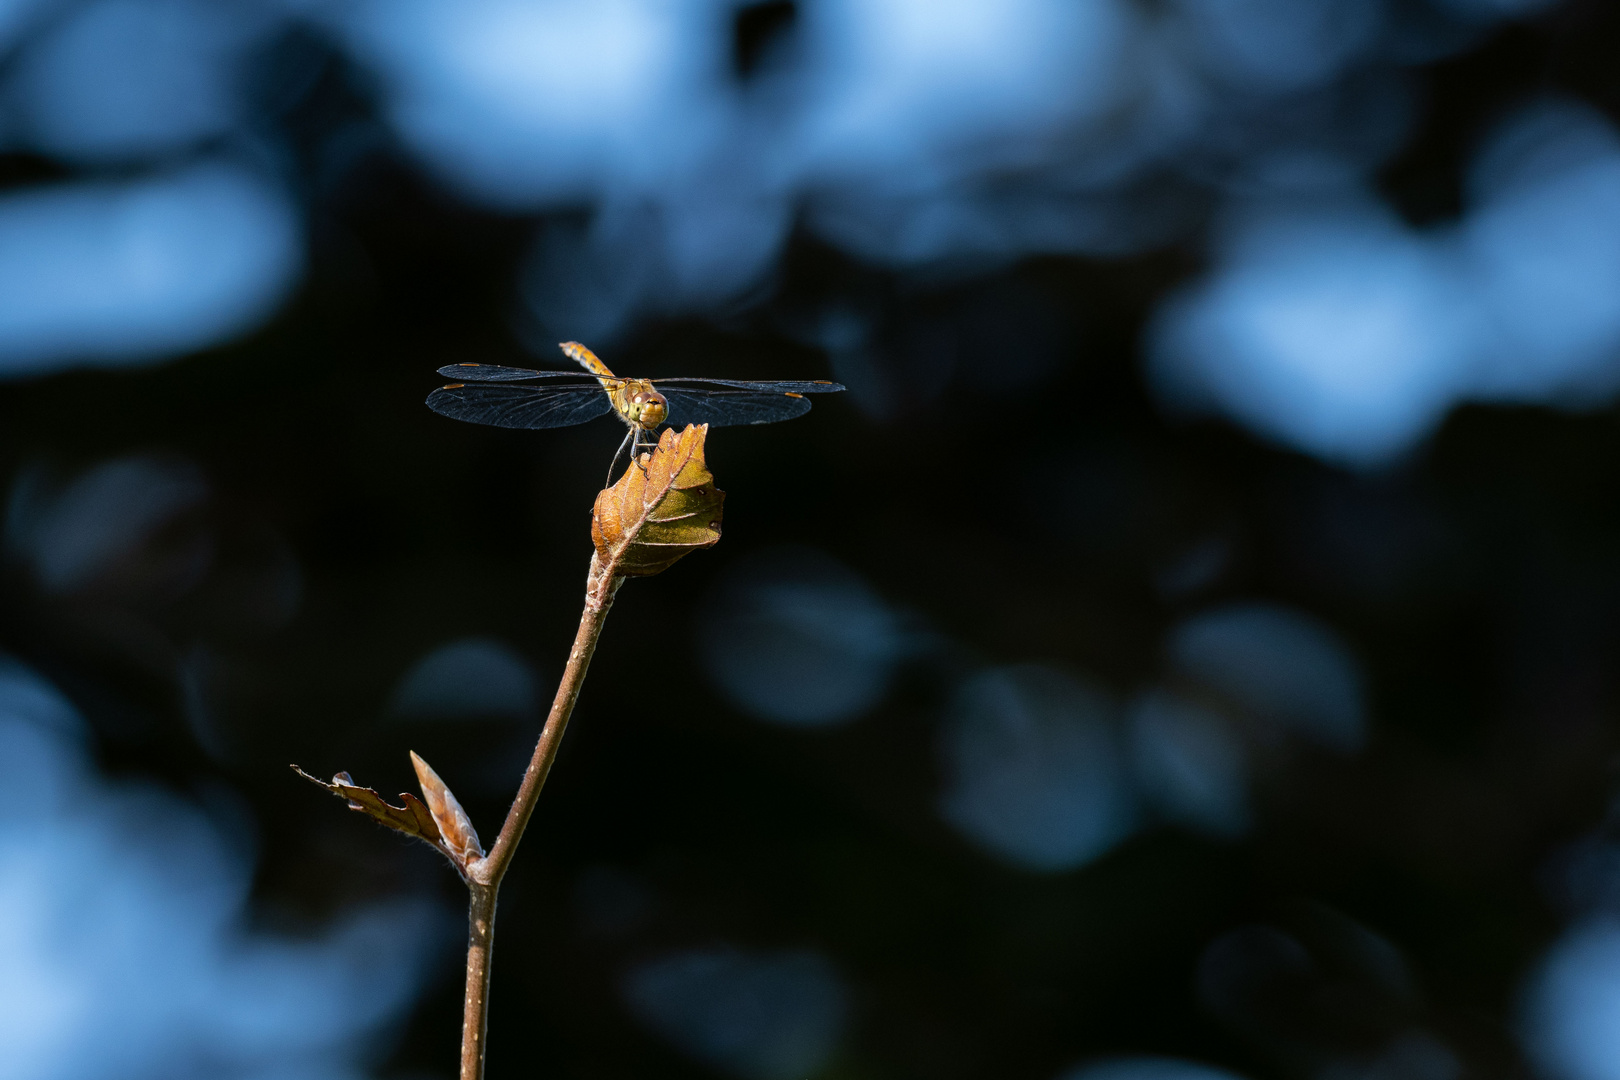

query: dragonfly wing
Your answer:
[427,383,614,429]
[435,363,593,383]
[652,377,845,393]
[660,387,815,427]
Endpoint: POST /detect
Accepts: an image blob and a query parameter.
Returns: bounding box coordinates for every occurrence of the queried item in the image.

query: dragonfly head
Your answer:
[625,389,668,429]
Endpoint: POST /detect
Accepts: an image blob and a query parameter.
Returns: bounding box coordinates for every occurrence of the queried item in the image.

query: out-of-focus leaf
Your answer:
[592,424,725,577]
[410,750,484,866]
[293,765,442,847]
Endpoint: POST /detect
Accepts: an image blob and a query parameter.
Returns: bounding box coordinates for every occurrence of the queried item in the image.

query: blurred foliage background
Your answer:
[3,1,1620,1079]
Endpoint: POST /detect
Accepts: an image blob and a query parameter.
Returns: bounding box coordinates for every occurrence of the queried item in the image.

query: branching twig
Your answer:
[456,556,621,1078]
[295,425,724,1080]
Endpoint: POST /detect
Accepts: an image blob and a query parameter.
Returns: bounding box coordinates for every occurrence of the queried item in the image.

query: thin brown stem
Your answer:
[478,554,621,885]
[458,553,624,1078]
[459,883,497,1080]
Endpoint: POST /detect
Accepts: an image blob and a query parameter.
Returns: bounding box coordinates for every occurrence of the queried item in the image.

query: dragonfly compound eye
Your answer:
[630,391,668,426]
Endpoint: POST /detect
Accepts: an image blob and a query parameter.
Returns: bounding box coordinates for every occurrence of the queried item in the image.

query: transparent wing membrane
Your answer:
[435,363,598,383]
[425,383,614,429]
[660,388,816,427]
[651,377,845,393]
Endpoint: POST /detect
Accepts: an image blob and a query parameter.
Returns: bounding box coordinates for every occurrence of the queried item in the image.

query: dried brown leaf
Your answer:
[293,765,443,847]
[410,750,484,867]
[591,424,725,577]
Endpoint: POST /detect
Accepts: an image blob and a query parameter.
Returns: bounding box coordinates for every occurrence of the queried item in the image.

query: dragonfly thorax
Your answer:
[614,380,668,430]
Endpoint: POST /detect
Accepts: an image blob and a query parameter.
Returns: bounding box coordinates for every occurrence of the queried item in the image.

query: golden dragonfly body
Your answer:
[562,342,672,434]
[428,341,846,480]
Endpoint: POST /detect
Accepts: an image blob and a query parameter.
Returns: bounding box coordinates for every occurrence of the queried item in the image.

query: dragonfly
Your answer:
[428,342,846,480]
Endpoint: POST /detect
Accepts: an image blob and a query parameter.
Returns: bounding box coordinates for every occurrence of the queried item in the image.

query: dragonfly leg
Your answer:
[605,427,634,487]
[634,428,654,478]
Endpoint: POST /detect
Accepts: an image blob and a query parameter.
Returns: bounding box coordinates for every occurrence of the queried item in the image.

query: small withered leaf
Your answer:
[410,751,484,867]
[293,764,442,847]
[591,424,725,577]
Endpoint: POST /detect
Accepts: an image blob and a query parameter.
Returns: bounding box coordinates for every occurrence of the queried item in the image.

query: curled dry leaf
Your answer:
[293,757,483,876]
[592,423,725,577]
